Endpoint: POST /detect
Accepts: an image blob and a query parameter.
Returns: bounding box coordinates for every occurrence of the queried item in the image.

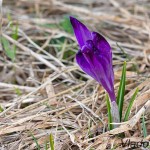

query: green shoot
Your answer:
[124,88,139,121]
[0,105,4,112]
[49,133,54,150]
[117,61,126,121]
[1,37,16,61]
[2,13,18,61]
[14,88,22,96]
[30,132,40,150]
[106,94,113,130]
[12,24,18,54]
[59,16,73,34]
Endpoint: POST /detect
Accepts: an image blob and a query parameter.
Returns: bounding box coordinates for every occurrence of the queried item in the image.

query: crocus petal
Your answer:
[92,32,114,85]
[70,16,92,48]
[80,41,113,92]
[81,45,95,67]
[77,46,102,83]
[81,45,111,91]
[76,50,96,80]
[95,53,114,85]
[92,32,113,68]
[95,54,116,101]
[94,54,112,91]
[92,32,111,56]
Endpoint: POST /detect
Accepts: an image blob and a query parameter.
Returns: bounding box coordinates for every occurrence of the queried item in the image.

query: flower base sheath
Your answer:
[70,16,120,126]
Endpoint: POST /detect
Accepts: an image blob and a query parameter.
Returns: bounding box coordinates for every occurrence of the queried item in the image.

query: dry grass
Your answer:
[0,0,150,149]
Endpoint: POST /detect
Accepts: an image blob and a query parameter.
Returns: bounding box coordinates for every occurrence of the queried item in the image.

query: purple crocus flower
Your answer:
[70,16,116,102]
[70,16,120,125]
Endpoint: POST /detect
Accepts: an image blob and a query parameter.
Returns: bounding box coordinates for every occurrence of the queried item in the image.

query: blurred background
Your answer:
[0,0,150,149]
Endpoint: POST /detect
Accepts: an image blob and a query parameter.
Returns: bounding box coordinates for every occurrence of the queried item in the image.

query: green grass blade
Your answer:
[49,134,54,150]
[0,105,4,112]
[12,25,18,55]
[12,24,18,40]
[59,16,73,34]
[116,43,131,60]
[44,141,48,150]
[14,88,22,96]
[124,88,138,121]
[117,61,126,121]
[30,132,40,150]
[1,37,16,61]
[1,14,18,62]
[142,113,147,138]
[106,94,113,130]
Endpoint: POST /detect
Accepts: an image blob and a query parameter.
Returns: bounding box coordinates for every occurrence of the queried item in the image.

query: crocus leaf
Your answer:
[142,113,147,138]
[49,134,54,150]
[106,94,113,130]
[117,61,126,121]
[124,88,138,121]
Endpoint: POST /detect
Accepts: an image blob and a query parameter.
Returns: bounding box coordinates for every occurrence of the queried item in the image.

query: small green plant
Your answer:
[31,133,55,150]
[30,132,40,150]
[70,17,140,130]
[59,16,73,34]
[1,14,18,61]
[0,105,4,112]
[1,37,16,61]
[106,94,113,130]
[14,88,22,96]
[49,134,55,150]
[107,61,138,129]
[45,134,55,150]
